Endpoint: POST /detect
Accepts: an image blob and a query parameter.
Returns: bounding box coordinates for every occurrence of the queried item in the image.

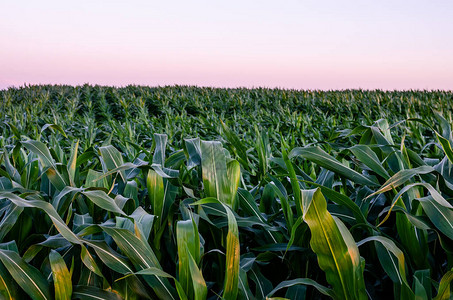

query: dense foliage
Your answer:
[1,85,452,151]
[1,85,453,299]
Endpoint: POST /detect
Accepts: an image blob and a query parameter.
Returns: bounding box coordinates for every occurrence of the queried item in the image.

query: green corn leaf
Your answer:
[101,226,160,267]
[49,250,72,300]
[282,142,303,218]
[84,238,150,299]
[83,240,133,274]
[21,140,55,169]
[222,204,240,300]
[0,261,18,300]
[334,217,367,297]
[433,110,452,140]
[0,177,13,191]
[1,149,21,184]
[0,192,81,244]
[367,165,435,198]
[299,180,367,225]
[186,246,207,300]
[72,285,122,300]
[349,145,390,179]
[0,203,23,240]
[0,241,18,253]
[379,182,453,241]
[191,198,240,300]
[300,188,367,300]
[22,140,68,190]
[255,127,270,179]
[117,267,188,300]
[226,159,241,210]
[238,268,255,300]
[284,217,304,256]
[237,188,265,222]
[146,170,176,225]
[67,140,79,187]
[73,213,93,233]
[289,147,379,187]
[0,249,51,300]
[237,188,279,243]
[437,135,453,164]
[201,141,239,208]
[85,169,109,189]
[413,269,432,299]
[121,266,173,279]
[184,137,202,169]
[248,266,272,298]
[94,161,148,182]
[374,182,429,269]
[269,181,294,231]
[267,278,334,298]
[434,270,453,300]
[417,196,453,239]
[259,183,275,214]
[357,236,414,298]
[152,133,167,166]
[101,226,178,300]
[177,221,194,295]
[41,123,67,138]
[80,245,104,278]
[52,186,82,216]
[177,219,205,299]
[201,141,230,204]
[45,166,68,191]
[21,157,40,190]
[129,207,155,241]
[409,117,453,164]
[82,190,126,215]
[99,145,127,182]
[358,236,406,282]
[165,149,185,169]
[413,277,428,300]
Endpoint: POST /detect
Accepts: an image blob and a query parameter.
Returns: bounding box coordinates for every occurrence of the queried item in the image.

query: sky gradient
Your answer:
[1,0,452,90]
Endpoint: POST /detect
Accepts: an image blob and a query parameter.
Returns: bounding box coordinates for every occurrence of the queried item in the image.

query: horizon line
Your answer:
[1,83,452,93]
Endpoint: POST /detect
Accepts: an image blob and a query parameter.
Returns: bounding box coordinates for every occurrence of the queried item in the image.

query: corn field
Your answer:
[1,85,453,299]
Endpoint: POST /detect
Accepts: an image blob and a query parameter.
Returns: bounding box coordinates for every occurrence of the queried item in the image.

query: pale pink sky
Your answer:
[1,0,452,90]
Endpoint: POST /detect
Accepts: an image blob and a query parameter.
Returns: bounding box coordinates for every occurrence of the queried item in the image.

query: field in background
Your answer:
[2,85,452,150]
[0,85,453,299]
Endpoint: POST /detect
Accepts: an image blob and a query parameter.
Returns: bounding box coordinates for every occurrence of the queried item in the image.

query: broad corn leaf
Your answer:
[290,147,379,187]
[0,192,81,244]
[201,141,240,208]
[101,226,178,300]
[49,250,72,300]
[226,159,241,210]
[300,188,367,300]
[358,236,415,299]
[0,250,51,300]
[99,145,127,182]
[349,145,390,179]
[190,198,240,300]
[177,219,202,298]
[201,141,229,203]
[434,270,453,300]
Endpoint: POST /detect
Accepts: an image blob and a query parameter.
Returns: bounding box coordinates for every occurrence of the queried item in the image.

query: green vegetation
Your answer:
[0,85,453,299]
